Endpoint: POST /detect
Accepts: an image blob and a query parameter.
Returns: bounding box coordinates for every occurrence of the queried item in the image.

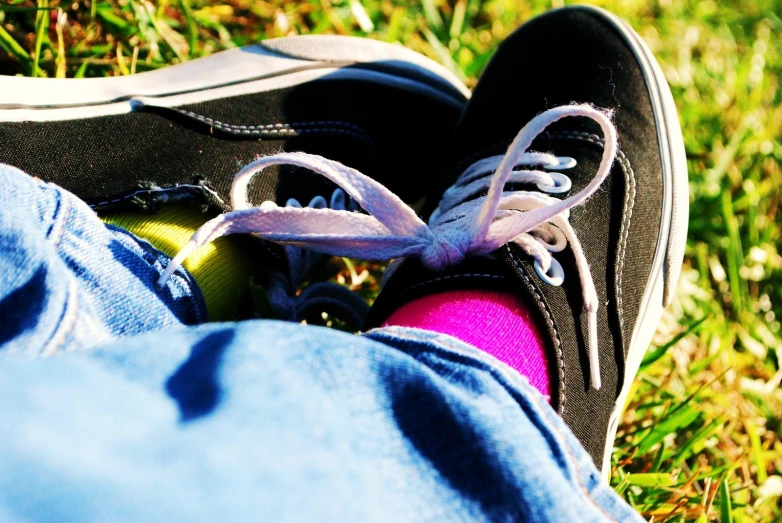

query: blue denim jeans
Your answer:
[0,164,641,522]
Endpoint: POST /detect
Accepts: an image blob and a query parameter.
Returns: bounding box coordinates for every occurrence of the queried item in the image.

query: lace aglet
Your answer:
[590,366,602,390]
[588,309,601,390]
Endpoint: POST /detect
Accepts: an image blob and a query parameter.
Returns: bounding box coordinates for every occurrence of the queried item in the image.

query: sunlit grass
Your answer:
[1,0,780,519]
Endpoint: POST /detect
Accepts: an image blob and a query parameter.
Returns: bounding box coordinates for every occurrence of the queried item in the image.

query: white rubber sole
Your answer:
[569,6,690,477]
[0,35,469,122]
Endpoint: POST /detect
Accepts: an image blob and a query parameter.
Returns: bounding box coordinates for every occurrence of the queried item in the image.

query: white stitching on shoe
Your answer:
[548,131,636,341]
[496,130,635,411]
[172,109,377,153]
[50,189,73,249]
[45,277,80,356]
[401,273,505,294]
[506,246,567,417]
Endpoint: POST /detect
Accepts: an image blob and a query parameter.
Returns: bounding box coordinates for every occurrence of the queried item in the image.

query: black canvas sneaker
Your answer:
[363,5,689,472]
[0,36,469,324]
[151,6,687,474]
[0,35,468,213]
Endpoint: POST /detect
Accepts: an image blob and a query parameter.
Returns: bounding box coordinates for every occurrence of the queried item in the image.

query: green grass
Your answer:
[1,0,781,520]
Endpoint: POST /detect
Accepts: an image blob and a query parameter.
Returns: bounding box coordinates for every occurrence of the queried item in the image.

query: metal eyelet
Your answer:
[543,156,577,170]
[308,195,328,209]
[536,172,572,194]
[535,225,567,253]
[534,257,565,287]
[330,188,347,210]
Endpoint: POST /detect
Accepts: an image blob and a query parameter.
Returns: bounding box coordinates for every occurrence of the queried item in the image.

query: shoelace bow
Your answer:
[158,104,618,389]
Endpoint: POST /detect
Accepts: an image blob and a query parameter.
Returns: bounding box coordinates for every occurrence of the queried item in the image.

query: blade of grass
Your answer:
[0,4,54,12]
[449,0,466,39]
[341,257,360,287]
[178,0,197,57]
[463,48,494,79]
[613,468,630,495]
[650,441,666,472]
[421,0,444,32]
[385,6,405,42]
[32,0,48,77]
[703,116,748,197]
[719,477,734,523]
[349,0,374,32]
[130,45,138,75]
[0,23,32,72]
[97,8,132,32]
[422,25,464,80]
[318,0,348,35]
[671,416,726,466]
[74,58,90,77]
[191,13,234,47]
[688,341,724,375]
[116,45,130,75]
[695,462,741,482]
[136,0,188,62]
[54,8,66,78]
[637,404,700,455]
[745,418,768,484]
[641,315,707,369]
[625,472,676,487]
[721,183,747,314]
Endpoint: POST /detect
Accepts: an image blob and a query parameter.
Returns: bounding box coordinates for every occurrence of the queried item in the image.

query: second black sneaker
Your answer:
[0,35,469,324]
[367,5,689,472]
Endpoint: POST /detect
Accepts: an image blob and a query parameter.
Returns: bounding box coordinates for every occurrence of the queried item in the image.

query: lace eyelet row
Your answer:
[535,156,575,286]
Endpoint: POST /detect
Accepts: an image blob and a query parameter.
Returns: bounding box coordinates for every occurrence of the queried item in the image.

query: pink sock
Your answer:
[382,290,552,401]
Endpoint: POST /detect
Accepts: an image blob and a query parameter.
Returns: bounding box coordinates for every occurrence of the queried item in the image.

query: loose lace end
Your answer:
[588,309,601,390]
[156,240,197,288]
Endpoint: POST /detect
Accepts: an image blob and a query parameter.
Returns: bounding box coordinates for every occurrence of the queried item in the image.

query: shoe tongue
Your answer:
[428,89,604,222]
[365,254,515,329]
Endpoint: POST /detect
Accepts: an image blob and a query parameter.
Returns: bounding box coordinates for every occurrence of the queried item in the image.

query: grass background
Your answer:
[1,0,781,520]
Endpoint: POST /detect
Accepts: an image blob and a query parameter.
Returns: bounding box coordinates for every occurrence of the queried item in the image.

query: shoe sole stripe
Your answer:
[0,36,469,121]
[566,5,689,477]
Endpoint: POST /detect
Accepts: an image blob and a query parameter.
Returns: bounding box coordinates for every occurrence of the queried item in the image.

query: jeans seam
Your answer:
[506,247,567,417]
[41,277,81,356]
[47,185,72,249]
[548,131,636,341]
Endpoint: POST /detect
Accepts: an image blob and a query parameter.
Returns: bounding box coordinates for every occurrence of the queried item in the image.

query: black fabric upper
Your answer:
[0,68,462,213]
[368,6,665,466]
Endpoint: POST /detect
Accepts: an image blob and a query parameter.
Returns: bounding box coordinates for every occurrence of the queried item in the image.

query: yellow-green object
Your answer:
[102,205,256,322]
